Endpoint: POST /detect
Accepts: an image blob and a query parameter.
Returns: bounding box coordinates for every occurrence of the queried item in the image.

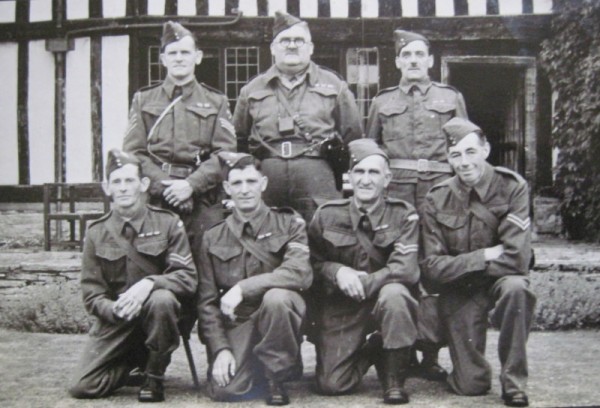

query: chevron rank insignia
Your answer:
[394,242,418,254]
[169,253,192,266]
[506,213,531,231]
[219,118,237,137]
[288,242,309,252]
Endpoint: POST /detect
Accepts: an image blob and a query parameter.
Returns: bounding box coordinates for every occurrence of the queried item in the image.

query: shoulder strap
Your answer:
[225,218,280,270]
[355,228,387,268]
[105,221,162,276]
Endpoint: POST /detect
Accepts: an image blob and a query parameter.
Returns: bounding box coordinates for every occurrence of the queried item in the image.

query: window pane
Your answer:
[225,47,260,109]
[346,48,379,125]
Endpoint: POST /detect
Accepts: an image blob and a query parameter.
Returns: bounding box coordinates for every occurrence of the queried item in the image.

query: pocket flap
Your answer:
[374,228,401,247]
[261,234,288,253]
[141,105,166,116]
[248,89,274,101]
[96,245,126,261]
[436,213,468,229]
[209,245,242,261]
[310,86,338,97]
[186,105,218,118]
[424,101,456,113]
[136,239,168,256]
[323,228,358,247]
[380,104,408,116]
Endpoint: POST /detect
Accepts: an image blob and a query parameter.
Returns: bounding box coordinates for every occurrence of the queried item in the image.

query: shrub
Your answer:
[539,0,600,241]
[530,271,600,330]
[0,280,89,334]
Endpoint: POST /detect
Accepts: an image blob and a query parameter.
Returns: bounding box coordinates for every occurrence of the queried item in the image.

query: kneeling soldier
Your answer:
[308,139,420,404]
[198,152,312,405]
[69,149,197,402]
[421,118,536,407]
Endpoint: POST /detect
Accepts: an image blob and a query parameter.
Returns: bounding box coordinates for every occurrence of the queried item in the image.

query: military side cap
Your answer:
[161,21,194,50]
[218,151,253,178]
[442,117,482,147]
[394,29,430,54]
[273,10,303,38]
[105,148,140,178]
[348,139,388,168]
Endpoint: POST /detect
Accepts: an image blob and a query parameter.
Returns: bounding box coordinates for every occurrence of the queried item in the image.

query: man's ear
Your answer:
[195,49,203,65]
[483,142,491,160]
[160,52,166,67]
[427,54,434,69]
[260,176,268,193]
[223,180,231,196]
[102,180,111,197]
[140,177,150,193]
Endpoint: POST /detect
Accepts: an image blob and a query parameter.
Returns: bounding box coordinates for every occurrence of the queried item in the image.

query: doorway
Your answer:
[442,56,537,188]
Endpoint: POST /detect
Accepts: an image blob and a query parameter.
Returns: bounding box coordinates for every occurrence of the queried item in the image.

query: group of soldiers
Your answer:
[68,11,536,408]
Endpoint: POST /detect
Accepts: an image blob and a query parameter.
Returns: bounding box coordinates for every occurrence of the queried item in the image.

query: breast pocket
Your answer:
[208,245,244,288]
[423,101,456,140]
[95,245,127,285]
[186,105,219,145]
[435,213,469,254]
[307,87,339,121]
[141,104,166,132]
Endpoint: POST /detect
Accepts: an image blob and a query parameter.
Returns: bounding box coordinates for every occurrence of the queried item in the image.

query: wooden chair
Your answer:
[43,183,110,251]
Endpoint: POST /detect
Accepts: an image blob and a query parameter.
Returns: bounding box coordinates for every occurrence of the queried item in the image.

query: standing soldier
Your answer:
[308,139,420,404]
[198,152,312,405]
[69,149,197,403]
[233,11,362,223]
[366,29,468,379]
[421,118,536,407]
[123,21,236,249]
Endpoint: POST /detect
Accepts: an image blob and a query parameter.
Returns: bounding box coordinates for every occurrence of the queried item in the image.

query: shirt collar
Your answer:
[111,205,148,234]
[350,197,385,231]
[162,76,197,99]
[227,202,270,238]
[399,77,432,95]
[264,61,317,87]
[453,162,495,202]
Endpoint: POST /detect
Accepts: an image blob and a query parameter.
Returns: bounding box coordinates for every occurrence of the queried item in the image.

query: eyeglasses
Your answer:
[277,38,307,47]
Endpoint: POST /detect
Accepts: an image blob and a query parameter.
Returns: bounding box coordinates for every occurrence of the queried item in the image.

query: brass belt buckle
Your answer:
[281,141,292,158]
[417,159,429,172]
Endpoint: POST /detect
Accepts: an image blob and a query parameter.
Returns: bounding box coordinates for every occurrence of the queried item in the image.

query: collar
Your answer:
[399,77,432,95]
[162,76,197,99]
[350,197,385,231]
[227,202,270,238]
[111,205,148,234]
[264,61,317,87]
[454,162,495,202]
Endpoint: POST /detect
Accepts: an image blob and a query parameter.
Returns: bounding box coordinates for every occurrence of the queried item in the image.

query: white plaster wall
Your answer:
[147,0,166,16]
[29,0,52,22]
[66,0,89,19]
[178,0,197,15]
[299,0,318,17]
[534,0,553,14]
[268,0,287,15]
[401,0,419,17]
[103,0,127,18]
[0,43,19,184]
[102,35,130,174]
[238,0,258,17]
[65,38,93,182]
[209,0,226,16]
[499,0,523,15]
[0,1,16,23]
[436,0,455,16]
[468,0,487,16]
[330,0,349,17]
[28,40,55,184]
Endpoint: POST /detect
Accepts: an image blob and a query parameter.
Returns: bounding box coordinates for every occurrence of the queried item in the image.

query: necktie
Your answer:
[172,86,182,100]
[359,214,374,241]
[122,222,136,244]
[243,222,254,238]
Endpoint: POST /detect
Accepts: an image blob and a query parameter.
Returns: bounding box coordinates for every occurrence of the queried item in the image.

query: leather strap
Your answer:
[389,158,452,173]
[226,218,280,270]
[447,181,499,230]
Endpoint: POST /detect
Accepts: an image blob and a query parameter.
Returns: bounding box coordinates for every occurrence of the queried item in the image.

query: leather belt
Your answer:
[261,141,324,159]
[160,162,196,178]
[389,158,452,173]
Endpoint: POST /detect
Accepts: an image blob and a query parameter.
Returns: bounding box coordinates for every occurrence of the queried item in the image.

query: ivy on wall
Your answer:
[539,0,600,240]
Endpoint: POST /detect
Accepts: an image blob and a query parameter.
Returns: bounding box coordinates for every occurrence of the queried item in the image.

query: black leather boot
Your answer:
[138,352,170,403]
[382,348,410,405]
[419,349,448,381]
[265,378,289,406]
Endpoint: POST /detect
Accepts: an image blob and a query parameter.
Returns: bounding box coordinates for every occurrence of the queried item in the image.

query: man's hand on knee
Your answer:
[335,267,367,302]
[212,349,236,387]
[113,278,154,321]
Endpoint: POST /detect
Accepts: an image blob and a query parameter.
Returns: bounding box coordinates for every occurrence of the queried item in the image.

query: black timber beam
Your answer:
[0,15,553,44]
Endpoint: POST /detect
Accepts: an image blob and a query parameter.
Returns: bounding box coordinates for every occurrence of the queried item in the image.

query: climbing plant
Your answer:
[540,0,600,240]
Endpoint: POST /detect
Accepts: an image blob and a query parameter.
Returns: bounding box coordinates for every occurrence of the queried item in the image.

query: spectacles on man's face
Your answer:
[277,37,307,48]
